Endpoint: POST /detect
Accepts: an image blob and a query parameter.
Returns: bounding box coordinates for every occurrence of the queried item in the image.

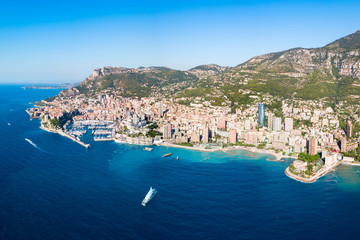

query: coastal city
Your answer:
[27,78,360,183]
[4,0,360,239]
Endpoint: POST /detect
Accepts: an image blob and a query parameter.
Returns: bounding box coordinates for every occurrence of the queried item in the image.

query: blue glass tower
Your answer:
[258,103,265,127]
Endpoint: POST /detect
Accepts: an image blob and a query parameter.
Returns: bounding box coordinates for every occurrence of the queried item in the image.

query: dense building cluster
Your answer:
[27,92,359,160]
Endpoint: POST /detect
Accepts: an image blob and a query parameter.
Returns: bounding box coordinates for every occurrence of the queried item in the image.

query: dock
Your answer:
[94,137,114,141]
[58,130,90,148]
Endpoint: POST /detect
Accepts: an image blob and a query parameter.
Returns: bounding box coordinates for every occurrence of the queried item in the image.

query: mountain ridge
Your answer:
[58,30,360,105]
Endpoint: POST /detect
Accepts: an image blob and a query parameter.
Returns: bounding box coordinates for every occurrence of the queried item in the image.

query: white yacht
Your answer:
[141,187,157,206]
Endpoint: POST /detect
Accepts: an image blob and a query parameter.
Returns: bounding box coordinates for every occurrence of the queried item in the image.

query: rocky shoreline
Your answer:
[285,161,341,183]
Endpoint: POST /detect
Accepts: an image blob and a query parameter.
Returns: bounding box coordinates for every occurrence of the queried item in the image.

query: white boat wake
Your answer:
[25,138,39,149]
[25,138,51,153]
[24,138,51,154]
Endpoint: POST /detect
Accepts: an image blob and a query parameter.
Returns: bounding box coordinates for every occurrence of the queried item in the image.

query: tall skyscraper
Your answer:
[272,117,282,132]
[229,129,237,144]
[347,120,353,138]
[341,136,347,152]
[159,101,163,117]
[284,118,293,132]
[267,113,274,131]
[258,103,265,127]
[174,124,180,137]
[308,137,317,155]
[202,126,209,143]
[163,124,171,139]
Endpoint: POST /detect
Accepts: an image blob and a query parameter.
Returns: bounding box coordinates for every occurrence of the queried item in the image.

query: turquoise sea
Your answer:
[1,85,360,239]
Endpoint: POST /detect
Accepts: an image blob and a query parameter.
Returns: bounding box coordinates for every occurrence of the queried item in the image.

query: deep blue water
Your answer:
[1,85,360,240]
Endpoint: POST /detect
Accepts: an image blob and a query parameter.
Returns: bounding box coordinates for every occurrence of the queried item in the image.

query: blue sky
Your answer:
[0,0,359,83]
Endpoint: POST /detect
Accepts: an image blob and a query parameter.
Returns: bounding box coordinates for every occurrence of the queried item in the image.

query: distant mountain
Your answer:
[183,30,360,103]
[238,30,360,79]
[188,64,229,78]
[326,30,360,50]
[57,30,360,105]
[23,82,77,90]
[59,65,227,98]
[190,64,228,72]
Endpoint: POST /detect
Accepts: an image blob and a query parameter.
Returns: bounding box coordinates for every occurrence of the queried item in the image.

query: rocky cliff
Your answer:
[238,30,360,79]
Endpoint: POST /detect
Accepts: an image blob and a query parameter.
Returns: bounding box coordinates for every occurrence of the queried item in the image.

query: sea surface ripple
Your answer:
[0,85,360,240]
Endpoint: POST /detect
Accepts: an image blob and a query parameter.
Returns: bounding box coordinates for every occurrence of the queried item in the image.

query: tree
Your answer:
[146,129,162,137]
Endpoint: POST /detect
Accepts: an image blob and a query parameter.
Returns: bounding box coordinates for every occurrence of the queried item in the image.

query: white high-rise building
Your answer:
[159,101,163,117]
[273,117,282,132]
[284,118,293,132]
[163,124,171,139]
[268,113,274,131]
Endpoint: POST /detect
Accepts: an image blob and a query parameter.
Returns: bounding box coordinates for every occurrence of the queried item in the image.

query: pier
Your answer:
[40,126,90,148]
[57,130,90,148]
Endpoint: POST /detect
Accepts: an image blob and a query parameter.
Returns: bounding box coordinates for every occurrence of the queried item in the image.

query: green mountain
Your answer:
[57,30,360,107]
[237,31,360,79]
[326,30,360,50]
[58,65,228,99]
[60,67,198,98]
[180,30,360,106]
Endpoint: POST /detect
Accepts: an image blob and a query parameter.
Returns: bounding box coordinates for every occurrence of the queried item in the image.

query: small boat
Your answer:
[143,147,153,151]
[176,156,179,160]
[163,153,172,157]
[141,187,158,206]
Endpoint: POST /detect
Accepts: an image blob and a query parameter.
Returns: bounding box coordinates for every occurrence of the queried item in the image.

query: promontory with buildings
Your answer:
[27,30,360,183]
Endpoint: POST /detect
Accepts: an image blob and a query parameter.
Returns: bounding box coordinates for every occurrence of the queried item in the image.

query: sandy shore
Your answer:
[222,146,283,161]
[159,142,283,161]
[285,161,341,183]
[159,142,220,152]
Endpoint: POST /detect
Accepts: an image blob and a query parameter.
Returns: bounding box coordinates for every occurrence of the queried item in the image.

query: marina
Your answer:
[62,120,116,146]
[57,129,91,148]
